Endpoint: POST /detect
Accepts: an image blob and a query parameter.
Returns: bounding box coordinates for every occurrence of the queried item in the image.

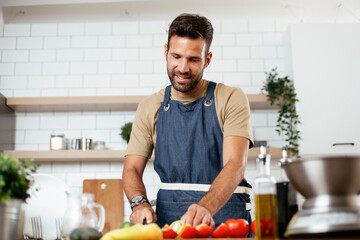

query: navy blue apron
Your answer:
[154,81,253,237]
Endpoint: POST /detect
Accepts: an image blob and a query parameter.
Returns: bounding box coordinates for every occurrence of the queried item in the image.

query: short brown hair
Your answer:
[167,13,213,54]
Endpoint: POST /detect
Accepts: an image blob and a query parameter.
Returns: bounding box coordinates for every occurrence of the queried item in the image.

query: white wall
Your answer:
[0,18,288,220]
[2,0,360,23]
[1,0,359,222]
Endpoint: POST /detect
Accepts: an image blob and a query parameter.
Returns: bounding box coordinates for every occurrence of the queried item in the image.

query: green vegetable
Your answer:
[70,227,102,240]
[0,153,38,204]
[119,221,133,229]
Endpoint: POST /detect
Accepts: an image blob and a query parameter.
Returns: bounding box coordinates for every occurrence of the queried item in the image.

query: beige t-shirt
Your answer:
[126,80,254,159]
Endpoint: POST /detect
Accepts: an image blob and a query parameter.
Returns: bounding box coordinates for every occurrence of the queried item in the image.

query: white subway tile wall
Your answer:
[0,19,295,221]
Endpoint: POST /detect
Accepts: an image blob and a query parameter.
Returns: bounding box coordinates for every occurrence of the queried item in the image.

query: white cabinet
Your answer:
[288,23,360,156]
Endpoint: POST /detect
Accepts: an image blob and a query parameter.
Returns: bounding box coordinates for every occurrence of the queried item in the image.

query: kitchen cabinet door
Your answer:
[288,23,360,156]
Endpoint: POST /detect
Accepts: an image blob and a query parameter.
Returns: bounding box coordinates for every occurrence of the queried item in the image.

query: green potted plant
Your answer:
[120,122,133,143]
[0,153,38,240]
[262,68,301,158]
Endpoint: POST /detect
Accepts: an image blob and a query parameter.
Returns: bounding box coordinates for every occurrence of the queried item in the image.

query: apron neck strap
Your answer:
[205,81,216,101]
[164,85,171,104]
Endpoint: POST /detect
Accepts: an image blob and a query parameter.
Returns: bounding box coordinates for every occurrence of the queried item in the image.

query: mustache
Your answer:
[172,71,192,78]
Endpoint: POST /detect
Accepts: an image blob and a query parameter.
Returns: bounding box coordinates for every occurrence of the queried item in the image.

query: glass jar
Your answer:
[93,141,106,150]
[50,133,65,150]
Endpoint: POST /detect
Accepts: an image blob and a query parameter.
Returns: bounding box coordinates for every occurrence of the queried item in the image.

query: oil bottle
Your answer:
[254,146,279,240]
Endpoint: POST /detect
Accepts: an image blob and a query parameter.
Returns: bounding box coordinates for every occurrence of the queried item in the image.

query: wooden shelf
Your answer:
[247,94,277,110]
[3,147,281,162]
[6,94,276,113]
[6,96,148,112]
[2,150,127,162]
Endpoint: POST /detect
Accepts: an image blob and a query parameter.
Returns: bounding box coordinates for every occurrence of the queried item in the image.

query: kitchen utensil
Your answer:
[281,155,360,237]
[83,179,124,234]
[276,147,298,238]
[23,174,69,240]
[62,192,105,240]
[30,216,42,239]
[55,218,62,240]
[71,138,81,150]
[80,138,92,150]
[276,181,298,237]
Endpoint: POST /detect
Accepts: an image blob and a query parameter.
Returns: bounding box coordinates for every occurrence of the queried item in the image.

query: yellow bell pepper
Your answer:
[100,223,163,240]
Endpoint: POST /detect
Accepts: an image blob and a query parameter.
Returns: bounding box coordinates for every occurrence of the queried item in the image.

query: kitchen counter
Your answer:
[162,237,360,240]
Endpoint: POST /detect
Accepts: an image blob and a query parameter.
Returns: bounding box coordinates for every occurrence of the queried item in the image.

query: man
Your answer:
[123,13,254,232]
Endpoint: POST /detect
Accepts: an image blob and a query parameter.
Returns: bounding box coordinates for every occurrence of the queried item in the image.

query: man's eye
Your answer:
[191,58,200,62]
[172,55,180,59]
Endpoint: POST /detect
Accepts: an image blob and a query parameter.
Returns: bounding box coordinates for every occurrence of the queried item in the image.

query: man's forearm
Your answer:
[122,156,149,201]
[123,169,147,200]
[197,158,246,215]
[197,136,249,216]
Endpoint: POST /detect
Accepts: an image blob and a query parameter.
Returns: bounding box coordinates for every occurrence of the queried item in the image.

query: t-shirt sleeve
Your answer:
[125,100,154,159]
[222,87,254,148]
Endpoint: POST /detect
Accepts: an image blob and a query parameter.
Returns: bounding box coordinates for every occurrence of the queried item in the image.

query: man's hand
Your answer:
[180,204,215,228]
[130,203,157,225]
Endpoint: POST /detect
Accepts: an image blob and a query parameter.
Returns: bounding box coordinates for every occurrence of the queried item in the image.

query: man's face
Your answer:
[165,35,212,95]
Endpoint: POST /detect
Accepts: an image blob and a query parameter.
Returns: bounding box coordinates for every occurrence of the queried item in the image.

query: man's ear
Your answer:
[204,51,213,69]
[164,43,168,58]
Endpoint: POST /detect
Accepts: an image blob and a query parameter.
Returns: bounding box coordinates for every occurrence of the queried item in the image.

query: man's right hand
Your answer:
[130,203,157,224]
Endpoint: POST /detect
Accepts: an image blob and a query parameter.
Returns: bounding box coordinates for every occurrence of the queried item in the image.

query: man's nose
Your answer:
[178,59,189,73]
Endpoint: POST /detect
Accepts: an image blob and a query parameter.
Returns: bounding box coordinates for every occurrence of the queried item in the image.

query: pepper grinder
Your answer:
[277,146,298,238]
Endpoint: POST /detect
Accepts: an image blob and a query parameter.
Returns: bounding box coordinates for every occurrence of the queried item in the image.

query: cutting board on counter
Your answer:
[83,179,124,233]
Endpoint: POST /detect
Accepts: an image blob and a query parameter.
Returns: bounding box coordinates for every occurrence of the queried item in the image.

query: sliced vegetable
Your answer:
[212,223,231,238]
[161,224,178,239]
[195,224,213,238]
[179,224,198,239]
[169,220,186,236]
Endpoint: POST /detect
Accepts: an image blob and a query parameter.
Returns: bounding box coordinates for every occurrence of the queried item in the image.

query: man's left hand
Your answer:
[180,204,215,228]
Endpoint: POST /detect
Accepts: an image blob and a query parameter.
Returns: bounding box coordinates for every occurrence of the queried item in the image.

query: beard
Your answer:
[167,69,204,93]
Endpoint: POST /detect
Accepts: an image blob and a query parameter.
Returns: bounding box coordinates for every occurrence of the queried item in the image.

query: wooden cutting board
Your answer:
[83,179,124,234]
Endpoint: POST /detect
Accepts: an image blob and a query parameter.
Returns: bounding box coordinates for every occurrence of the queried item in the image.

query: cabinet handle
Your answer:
[332,143,355,146]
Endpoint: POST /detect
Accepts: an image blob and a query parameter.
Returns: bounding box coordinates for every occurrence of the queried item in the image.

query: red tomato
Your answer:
[236,219,250,237]
[195,224,213,238]
[161,224,178,239]
[212,223,231,238]
[180,224,198,239]
[251,220,256,236]
[225,218,249,238]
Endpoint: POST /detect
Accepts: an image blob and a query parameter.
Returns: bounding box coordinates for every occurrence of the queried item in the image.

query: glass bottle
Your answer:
[62,193,105,240]
[254,146,279,240]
